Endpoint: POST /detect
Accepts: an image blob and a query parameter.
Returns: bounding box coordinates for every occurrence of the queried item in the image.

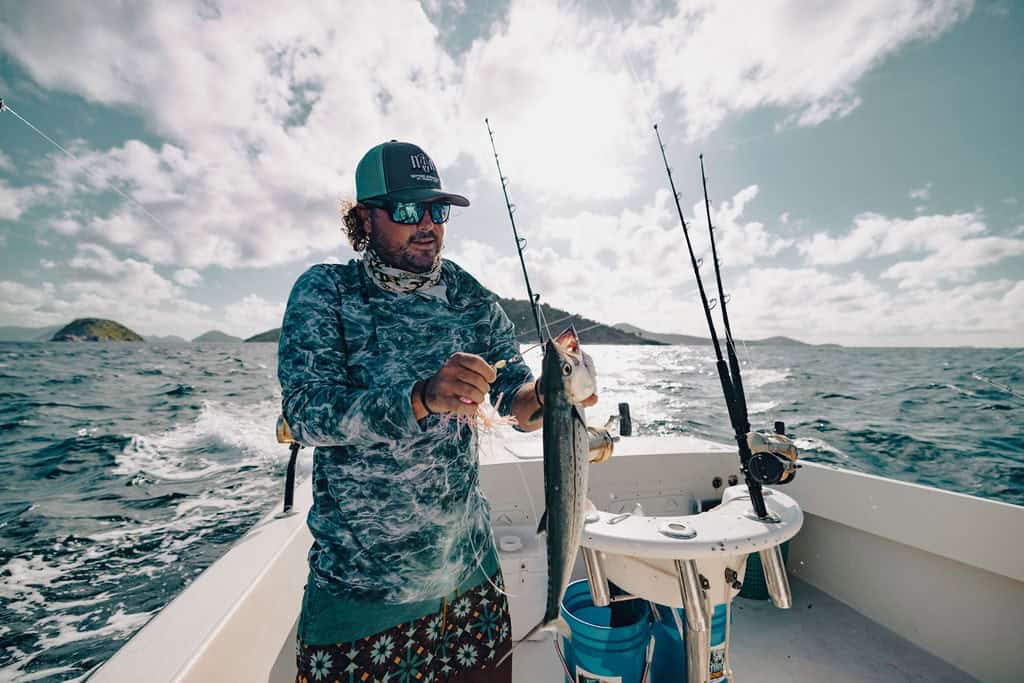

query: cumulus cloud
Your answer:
[458,2,656,201]
[1,245,216,335]
[690,185,793,265]
[448,183,795,336]
[726,267,1022,345]
[0,150,14,172]
[0,179,43,220]
[173,268,202,287]
[650,0,973,138]
[0,0,974,270]
[798,211,993,266]
[223,294,286,337]
[796,211,1024,289]
[909,182,933,201]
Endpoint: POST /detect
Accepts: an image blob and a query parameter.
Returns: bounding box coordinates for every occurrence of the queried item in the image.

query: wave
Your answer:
[743,368,791,387]
[113,398,285,482]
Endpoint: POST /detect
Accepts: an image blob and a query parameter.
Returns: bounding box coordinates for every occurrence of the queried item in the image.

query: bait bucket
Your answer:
[559,579,652,683]
[649,603,687,682]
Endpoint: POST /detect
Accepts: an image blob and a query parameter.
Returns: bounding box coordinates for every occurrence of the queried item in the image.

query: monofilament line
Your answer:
[2,100,169,230]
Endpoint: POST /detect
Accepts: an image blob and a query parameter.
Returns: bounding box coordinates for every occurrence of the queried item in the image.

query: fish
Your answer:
[501,327,596,663]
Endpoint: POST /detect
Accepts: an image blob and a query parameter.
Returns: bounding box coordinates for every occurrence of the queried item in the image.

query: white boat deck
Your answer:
[269,575,976,682]
[91,433,1022,683]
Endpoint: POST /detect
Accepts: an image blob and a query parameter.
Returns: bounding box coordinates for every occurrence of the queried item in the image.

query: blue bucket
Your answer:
[649,603,687,682]
[559,580,652,683]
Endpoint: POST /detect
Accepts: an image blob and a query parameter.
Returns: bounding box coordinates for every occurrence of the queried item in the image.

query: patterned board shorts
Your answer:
[296,570,513,683]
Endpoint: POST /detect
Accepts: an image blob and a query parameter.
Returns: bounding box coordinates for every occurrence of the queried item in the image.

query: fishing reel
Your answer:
[745,422,799,486]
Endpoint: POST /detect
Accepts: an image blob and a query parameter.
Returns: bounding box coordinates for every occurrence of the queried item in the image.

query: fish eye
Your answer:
[561,361,573,376]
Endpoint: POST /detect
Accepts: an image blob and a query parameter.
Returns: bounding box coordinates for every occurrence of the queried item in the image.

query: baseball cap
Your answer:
[355,140,470,206]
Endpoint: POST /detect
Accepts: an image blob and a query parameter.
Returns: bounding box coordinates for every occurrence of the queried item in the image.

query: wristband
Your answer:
[419,380,435,415]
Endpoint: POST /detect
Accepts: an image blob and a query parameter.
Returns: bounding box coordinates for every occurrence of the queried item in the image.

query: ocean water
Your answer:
[0,341,1021,680]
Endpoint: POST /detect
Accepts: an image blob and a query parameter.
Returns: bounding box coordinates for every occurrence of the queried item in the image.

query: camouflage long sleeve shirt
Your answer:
[278,258,533,603]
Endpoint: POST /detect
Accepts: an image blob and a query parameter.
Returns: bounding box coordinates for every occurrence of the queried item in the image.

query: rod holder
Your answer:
[759,545,793,609]
[675,559,710,683]
[582,548,611,607]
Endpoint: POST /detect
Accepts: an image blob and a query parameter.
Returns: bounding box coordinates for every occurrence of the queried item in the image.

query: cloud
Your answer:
[909,182,932,201]
[0,1,459,267]
[448,183,793,336]
[649,0,972,138]
[0,0,974,272]
[173,268,202,287]
[0,150,14,172]
[798,211,989,265]
[0,179,43,220]
[48,214,82,235]
[223,294,285,337]
[725,267,1023,344]
[690,185,793,265]
[0,244,216,335]
[457,2,656,201]
[881,234,1024,288]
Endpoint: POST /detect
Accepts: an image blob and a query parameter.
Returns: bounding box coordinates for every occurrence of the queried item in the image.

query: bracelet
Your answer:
[533,378,544,406]
[419,380,435,415]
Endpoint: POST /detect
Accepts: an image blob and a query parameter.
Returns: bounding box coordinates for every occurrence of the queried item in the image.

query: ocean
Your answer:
[0,341,1021,681]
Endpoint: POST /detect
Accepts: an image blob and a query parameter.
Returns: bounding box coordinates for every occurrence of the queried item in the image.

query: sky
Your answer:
[0,0,1021,347]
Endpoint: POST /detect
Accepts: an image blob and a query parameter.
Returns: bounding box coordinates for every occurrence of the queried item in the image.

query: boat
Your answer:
[90,428,1024,682]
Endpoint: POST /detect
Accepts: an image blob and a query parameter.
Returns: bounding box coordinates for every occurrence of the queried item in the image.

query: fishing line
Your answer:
[1,98,169,231]
[969,348,1024,401]
[971,373,1024,401]
[516,312,577,340]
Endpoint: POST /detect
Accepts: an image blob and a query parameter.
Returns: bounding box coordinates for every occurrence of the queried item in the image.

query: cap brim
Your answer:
[380,187,471,207]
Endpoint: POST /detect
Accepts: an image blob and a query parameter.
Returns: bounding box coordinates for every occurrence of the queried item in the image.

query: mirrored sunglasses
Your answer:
[367,200,451,225]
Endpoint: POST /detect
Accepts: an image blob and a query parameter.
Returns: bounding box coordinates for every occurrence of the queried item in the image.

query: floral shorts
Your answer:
[296,570,512,683]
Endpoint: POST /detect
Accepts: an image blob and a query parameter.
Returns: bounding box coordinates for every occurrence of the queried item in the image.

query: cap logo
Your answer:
[409,153,439,183]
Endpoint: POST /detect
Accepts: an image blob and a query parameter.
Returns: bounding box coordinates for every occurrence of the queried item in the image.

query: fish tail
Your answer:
[495,616,572,668]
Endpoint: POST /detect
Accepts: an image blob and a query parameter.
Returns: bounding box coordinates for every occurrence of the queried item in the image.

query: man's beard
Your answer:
[367,224,442,274]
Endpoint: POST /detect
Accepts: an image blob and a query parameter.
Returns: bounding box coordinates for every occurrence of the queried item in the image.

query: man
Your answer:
[278,140,593,682]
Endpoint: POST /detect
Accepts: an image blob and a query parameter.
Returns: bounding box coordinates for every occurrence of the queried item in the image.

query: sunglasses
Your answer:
[366,200,451,225]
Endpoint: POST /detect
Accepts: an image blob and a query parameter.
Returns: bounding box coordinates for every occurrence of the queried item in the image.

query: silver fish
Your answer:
[522,327,593,642]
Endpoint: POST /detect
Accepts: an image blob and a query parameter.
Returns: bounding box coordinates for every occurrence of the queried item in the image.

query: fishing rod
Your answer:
[484,118,546,345]
[655,125,792,519]
[700,154,750,438]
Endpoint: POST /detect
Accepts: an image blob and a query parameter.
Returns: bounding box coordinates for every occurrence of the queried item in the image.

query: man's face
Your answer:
[364,204,446,273]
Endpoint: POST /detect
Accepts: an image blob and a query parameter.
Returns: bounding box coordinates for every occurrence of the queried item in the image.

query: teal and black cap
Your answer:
[356,140,470,207]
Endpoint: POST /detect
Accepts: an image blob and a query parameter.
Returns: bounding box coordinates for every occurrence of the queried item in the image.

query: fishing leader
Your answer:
[278,140,597,682]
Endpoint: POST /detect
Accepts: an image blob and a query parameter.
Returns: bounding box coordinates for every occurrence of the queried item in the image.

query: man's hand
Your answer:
[420,352,497,418]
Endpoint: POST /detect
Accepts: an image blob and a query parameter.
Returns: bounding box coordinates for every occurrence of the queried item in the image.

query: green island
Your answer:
[51,318,144,342]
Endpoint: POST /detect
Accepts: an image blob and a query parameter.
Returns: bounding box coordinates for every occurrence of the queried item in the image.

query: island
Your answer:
[50,318,143,342]
[497,298,662,345]
[239,297,664,346]
[613,323,825,347]
[245,329,280,343]
[193,330,243,343]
